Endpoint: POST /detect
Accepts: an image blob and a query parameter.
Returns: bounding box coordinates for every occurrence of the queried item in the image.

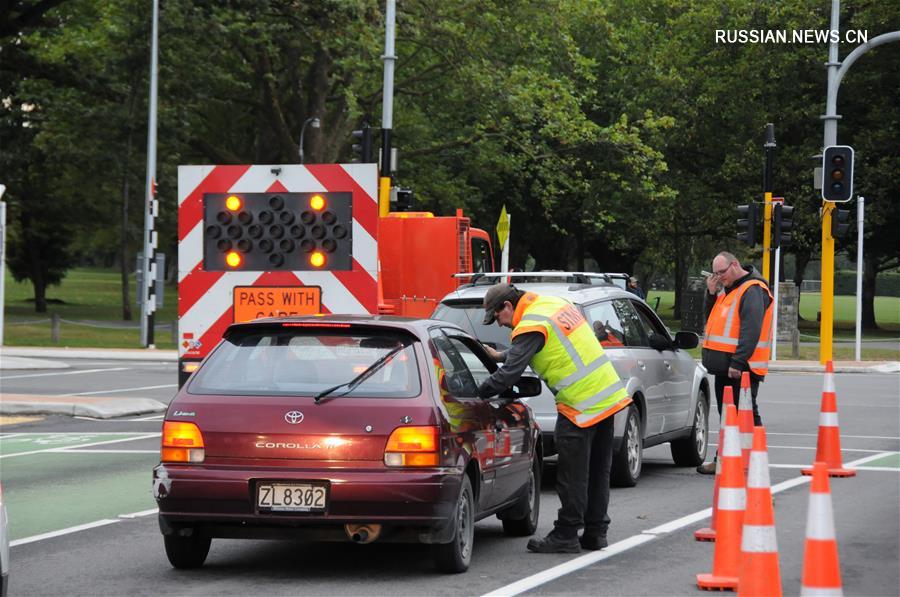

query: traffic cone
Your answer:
[802,361,856,477]
[737,372,754,472]
[737,426,782,597]
[800,462,843,595]
[697,404,745,591]
[695,386,735,542]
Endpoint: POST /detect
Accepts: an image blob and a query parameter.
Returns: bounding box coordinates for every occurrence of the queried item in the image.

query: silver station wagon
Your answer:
[432,272,710,487]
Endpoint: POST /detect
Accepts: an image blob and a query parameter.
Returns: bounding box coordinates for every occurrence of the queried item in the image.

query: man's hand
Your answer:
[707,274,719,295]
[728,366,742,380]
[483,344,504,362]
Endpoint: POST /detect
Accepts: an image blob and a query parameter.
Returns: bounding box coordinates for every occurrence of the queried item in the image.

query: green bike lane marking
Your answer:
[862,452,900,468]
[2,451,159,541]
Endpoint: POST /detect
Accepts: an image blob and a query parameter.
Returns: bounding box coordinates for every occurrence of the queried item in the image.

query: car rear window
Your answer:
[432,303,512,350]
[187,328,421,398]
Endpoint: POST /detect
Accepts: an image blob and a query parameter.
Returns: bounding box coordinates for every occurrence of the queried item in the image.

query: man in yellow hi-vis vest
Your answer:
[477,284,631,553]
[698,251,773,474]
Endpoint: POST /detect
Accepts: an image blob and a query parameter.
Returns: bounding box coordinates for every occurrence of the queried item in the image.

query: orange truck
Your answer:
[177,163,493,385]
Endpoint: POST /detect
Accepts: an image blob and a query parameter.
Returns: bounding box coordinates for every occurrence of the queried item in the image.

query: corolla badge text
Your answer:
[256,441,322,449]
[284,410,304,424]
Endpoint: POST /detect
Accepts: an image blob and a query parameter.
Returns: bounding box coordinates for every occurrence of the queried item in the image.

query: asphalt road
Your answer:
[1,363,898,596]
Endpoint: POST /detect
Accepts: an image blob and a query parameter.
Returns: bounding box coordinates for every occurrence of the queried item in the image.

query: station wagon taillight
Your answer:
[384,426,439,467]
[161,421,205,463]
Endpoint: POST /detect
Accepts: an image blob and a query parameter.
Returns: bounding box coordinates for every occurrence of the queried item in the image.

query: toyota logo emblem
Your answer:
[284,411,305,424]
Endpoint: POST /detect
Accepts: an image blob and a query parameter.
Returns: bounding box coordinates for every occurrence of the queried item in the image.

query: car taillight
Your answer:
[384,425,439,467]
[161,421,205,463]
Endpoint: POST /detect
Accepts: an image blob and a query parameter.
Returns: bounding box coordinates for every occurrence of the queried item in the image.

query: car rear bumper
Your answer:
[154,463,462,542]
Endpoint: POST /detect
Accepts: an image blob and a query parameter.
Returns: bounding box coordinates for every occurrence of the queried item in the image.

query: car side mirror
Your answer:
[673,331,700,350]
[500,374,542,399]
[648,334,673,351]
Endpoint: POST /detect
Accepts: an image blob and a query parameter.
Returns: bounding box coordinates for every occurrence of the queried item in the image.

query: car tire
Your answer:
[611,405,642,488]
[671,390,709,467]
[501,455,541,536]
[433,476,474,573]
[164,533,211,569]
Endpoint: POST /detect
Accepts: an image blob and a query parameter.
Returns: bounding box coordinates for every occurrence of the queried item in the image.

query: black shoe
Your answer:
[579,533,608,551]
[526,533,581,553]
[696,461,716,475]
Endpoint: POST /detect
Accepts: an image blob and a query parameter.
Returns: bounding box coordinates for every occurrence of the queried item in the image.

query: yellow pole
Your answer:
[820,202,835,364]
[762,192,772,282]
[378,176,391,217]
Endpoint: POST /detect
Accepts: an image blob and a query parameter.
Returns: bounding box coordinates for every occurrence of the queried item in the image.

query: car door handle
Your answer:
[664,361,672,370]
[637,360,646,370]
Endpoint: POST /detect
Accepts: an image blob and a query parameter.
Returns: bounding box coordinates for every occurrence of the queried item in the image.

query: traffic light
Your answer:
[394,187,414,211]
[831,207,852,240]
[773,203,793,248]
[351,125,374,163]
[202,192,353,271]
[736,203,759,246]
[821,145,854,202]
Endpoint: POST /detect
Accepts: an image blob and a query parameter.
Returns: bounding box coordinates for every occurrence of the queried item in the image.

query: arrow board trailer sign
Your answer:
[177,163,379,380]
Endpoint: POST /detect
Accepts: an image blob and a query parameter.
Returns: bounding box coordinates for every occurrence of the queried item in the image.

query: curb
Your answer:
[1,347,177,362]
[0,394,167,419]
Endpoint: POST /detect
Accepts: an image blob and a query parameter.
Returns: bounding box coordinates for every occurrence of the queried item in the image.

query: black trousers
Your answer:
[552,414,614,539]
[713,375,763,426]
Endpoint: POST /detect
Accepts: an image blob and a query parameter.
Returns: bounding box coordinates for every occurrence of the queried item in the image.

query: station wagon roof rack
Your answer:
[453,271,629,287]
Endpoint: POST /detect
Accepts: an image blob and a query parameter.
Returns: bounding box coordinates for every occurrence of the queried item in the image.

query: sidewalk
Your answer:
[0,346,896,422]
[2,345,897,373]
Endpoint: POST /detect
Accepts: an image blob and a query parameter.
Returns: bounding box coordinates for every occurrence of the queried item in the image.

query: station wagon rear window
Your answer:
[188,329,421,398]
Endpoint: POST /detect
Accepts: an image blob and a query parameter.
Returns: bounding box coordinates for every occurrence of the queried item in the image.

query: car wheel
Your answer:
[164,533,211,569]
[501,455,541,536]
[433,476,475,573]
[611,405,642,487]
[671,389,709,467]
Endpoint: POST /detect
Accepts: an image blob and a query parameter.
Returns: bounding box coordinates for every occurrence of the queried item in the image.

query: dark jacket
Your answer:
[701,265,772,380]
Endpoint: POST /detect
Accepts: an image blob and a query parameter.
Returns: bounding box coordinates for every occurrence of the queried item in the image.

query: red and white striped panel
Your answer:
[177,164,379,359]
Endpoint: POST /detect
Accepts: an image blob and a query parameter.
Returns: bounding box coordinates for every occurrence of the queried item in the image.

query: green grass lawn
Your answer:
[3,268,897,357]
[3,267,178,349]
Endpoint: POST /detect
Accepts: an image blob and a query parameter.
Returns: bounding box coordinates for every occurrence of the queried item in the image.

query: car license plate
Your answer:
[257,483,327,512]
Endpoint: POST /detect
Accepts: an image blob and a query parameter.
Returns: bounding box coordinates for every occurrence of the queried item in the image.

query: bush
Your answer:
[835,271,900,297]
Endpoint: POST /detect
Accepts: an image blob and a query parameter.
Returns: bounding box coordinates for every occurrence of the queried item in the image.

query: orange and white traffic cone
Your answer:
[737,426,782,597]
[737,372,755,472]
[695,386,735,542]
[697,404,745,591]
[802,361,856,478]
[800,461,843,595]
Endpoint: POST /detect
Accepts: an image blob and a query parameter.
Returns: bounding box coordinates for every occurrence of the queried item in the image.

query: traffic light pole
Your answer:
[762,124,775,283]
[378,0,396,217]
[819,0,899,363]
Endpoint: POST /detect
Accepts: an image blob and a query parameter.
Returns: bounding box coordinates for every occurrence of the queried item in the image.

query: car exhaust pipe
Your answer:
[345,523,382,544]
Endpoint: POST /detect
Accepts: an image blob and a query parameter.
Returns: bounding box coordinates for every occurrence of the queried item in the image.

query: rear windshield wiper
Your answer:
[314,345,405,403]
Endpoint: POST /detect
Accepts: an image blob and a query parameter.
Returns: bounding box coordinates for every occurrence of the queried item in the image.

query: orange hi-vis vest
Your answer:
[702,278,774,376]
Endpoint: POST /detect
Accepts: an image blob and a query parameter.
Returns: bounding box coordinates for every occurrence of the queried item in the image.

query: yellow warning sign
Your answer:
[496,205,510,249]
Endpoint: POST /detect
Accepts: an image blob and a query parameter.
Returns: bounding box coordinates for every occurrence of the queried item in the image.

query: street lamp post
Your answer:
[298,117,321,164]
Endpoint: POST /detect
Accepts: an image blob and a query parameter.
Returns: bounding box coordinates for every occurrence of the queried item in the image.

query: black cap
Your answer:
[483,283,518,325]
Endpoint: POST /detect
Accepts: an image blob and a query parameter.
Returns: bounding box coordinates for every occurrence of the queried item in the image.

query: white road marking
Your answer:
[0,433,160,459]
[481,451,894,597]
[769,463,899,472]
[9,508,159,547]
[47,449,160,454]
[767,432,900,440]
[62,383,177,396]
[708,443,889,453]
[768,400,899,408]
[0,367,130,380]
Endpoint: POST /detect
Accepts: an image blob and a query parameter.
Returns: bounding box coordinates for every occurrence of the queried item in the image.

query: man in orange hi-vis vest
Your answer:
[697,251,773,474]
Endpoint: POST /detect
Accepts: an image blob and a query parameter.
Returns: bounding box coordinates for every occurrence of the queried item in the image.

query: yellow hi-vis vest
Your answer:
[511,293,631,427]
[702,279,774,376]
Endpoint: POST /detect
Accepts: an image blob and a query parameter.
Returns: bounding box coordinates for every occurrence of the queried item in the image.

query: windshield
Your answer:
[432,303,512,350]
[188,329,421,398]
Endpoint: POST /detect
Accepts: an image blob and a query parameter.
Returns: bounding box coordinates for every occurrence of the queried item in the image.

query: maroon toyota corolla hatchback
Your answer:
[154,315,542,573]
